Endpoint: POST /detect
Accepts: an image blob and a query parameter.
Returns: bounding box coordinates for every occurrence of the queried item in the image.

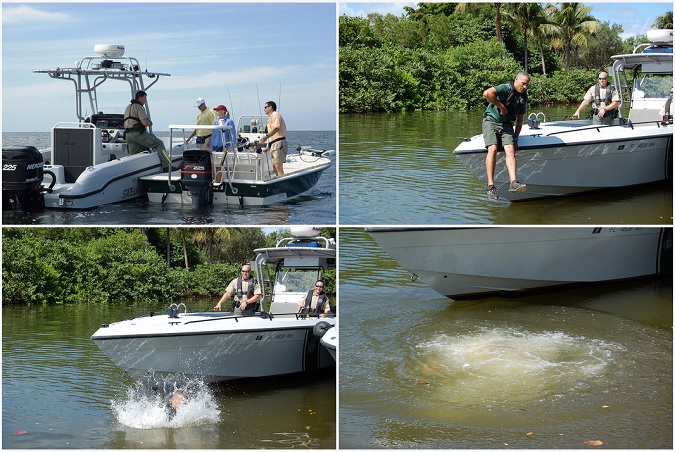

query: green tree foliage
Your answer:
[549,3,601,70]
[578,21,625,70]
[1,227,287,305]
[339,3,648,113]
[653,11,673,29]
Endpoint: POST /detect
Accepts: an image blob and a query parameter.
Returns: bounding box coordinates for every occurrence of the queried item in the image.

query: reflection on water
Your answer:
[339,228,673,449]
[339,110,672,225]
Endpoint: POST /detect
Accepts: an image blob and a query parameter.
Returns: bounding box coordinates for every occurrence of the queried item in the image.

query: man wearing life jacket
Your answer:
[123,90,173,172]
[296,279,331,318]
[482,71,530,200]
[572,72,620,125]
[213,264,261,316]
[660,87,673,124]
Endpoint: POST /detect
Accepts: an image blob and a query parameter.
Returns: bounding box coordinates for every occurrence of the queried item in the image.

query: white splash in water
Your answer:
[415,327,624,403]
[111,378,221,429]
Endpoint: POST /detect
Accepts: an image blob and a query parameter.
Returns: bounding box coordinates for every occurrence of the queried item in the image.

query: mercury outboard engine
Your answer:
[2,146,45,211]
[181,149,213,207]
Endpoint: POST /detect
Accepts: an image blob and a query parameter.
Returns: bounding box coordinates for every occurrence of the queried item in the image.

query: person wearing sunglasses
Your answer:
[296,279,331,318]
[259,101,287,177]
[213,264,261,315]
[572,72,620,125]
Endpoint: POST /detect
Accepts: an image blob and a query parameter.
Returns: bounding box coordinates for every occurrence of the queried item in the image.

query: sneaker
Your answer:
[509,180,527,192]
[486,185,499,200]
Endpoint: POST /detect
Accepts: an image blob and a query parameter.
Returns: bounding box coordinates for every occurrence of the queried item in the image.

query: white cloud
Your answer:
[2,5,71,24]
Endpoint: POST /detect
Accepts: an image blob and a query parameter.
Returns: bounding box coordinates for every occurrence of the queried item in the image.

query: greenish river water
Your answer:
[339,108,672,225]
[338,228,672,449]
[2,302,336,449]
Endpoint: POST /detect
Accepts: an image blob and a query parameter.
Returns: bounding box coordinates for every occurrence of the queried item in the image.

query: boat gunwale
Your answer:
[453,126,673,155]
[90,321,333,341]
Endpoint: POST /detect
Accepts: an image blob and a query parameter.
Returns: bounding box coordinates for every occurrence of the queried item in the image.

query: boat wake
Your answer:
[111,377,220,429]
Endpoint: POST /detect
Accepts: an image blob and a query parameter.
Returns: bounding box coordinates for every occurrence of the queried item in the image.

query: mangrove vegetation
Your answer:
[2,227,336,305]
[340,2,673,113]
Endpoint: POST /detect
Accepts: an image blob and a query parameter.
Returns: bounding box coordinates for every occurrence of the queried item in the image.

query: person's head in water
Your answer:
[171,390,188,411]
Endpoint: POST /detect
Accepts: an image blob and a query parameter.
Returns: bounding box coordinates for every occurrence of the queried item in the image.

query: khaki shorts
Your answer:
[269,139,288,165]
[482,117,516,148]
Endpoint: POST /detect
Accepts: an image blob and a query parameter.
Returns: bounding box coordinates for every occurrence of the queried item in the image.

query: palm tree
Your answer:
[455,2,503,44]
[534,5,562,75]
[652,11,673,30]
[502,3,558,72]
[550,3,601,70]
[170,228,192,269]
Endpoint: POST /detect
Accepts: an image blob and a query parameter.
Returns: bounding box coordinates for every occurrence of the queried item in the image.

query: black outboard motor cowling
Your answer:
[2,146,45,211]
[181,149,213,207]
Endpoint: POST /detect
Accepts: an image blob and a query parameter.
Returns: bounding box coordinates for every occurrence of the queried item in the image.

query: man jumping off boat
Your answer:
[482,72,530,200]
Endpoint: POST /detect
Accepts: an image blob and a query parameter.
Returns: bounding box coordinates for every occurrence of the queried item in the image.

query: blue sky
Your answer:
[340,2,673,39]
[3,3,337,132]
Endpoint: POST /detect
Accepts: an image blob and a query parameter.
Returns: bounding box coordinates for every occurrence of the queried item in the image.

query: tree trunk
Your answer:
[539,42,546,75]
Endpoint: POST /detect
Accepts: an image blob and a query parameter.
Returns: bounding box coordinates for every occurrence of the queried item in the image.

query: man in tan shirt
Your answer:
[259,101,287,176]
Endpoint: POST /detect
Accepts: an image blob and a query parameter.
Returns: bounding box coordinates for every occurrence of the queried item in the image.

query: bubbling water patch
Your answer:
[413,327,624,405]
[111,377,220,429]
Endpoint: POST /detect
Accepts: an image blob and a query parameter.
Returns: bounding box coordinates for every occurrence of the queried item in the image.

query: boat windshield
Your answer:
[274,268,323,296]
[633,73,673,99]
[237,115,269,134]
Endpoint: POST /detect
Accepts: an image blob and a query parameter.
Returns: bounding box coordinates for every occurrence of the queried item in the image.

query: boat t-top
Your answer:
[90,226,336,382]
[3,44,183,210]
[454,29,673,201]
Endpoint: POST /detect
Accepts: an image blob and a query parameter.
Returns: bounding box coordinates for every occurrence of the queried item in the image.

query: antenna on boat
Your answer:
[278,83,282,111]
[638,14,652,36]
[226,86,234,119]
[256,84,263,117]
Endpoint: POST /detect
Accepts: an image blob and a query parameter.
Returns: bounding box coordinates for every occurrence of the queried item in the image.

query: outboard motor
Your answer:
[181,149,213,207]
[2,146,45,211]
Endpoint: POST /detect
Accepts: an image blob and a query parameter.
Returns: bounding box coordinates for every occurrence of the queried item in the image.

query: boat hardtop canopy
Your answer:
[253,235,335,315]
[33,44,170,125]
[254,235,336,268]
[608,30,672,123]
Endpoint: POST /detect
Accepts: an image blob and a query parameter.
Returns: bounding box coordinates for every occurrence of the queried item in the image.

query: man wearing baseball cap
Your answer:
[211,105,237,151]
[187,98,216,149]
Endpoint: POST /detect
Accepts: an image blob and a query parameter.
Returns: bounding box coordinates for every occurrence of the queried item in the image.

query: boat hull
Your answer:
[42,152,181,209]
[368,227,672,298]
[142,156,331,206]
[320,326,337,362]
[454,122,673,201]
[91,313,335,382]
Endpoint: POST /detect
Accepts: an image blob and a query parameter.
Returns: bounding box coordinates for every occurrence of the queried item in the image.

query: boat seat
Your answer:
[269,301,300,315]
[629,98,666,123]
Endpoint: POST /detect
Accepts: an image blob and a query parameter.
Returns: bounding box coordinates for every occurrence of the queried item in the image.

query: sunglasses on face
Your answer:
[315,285,324,289]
